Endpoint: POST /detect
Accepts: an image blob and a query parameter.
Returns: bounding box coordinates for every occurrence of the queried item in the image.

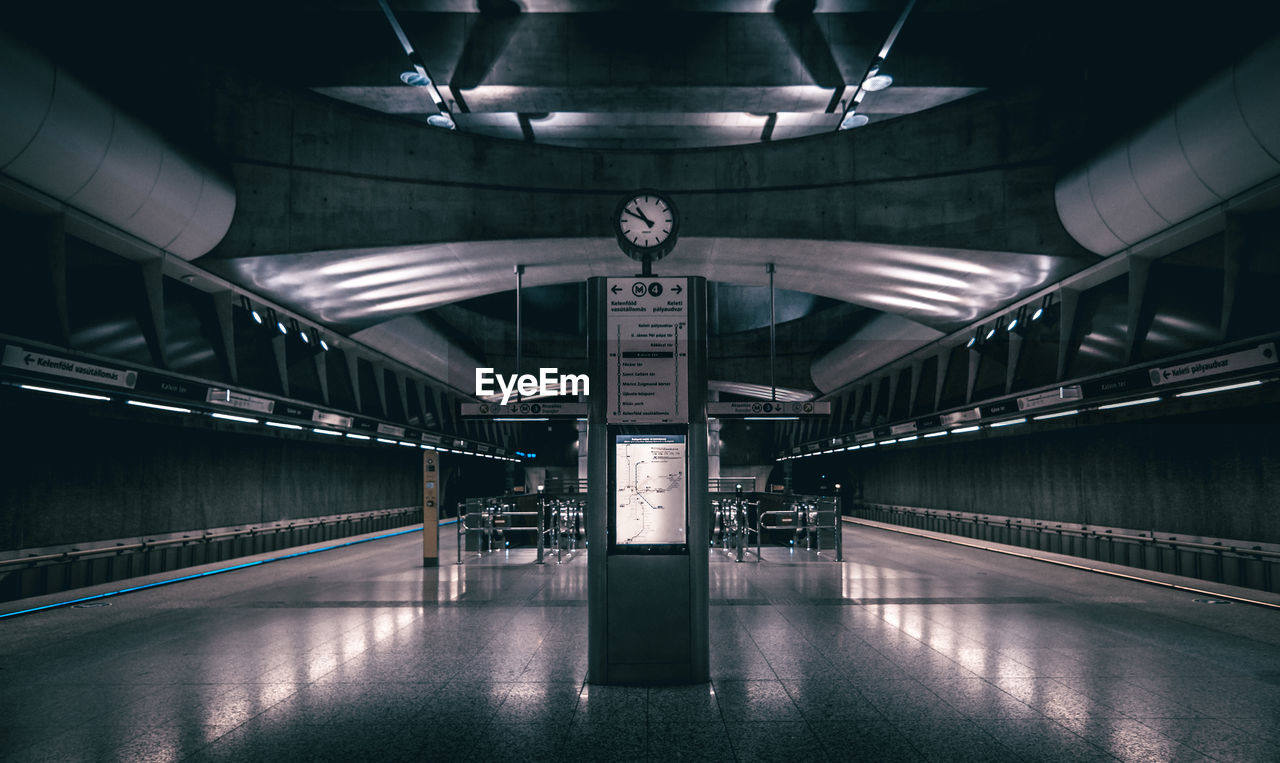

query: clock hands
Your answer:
[622,205,654,228]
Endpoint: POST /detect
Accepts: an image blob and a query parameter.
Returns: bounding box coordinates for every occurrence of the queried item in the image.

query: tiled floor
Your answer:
[3,522,1280,761]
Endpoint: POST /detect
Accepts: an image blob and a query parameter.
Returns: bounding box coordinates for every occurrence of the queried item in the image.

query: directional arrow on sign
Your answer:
[610,284,621,294]
[672,284,683,294]
[24,354,34,365]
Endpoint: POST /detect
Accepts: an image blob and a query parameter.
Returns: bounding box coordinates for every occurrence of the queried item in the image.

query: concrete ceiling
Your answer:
[3,0,1276,399]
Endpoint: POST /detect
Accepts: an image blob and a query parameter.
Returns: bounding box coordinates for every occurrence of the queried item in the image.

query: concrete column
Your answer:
[707,391,721,487]
[577,419,589,490]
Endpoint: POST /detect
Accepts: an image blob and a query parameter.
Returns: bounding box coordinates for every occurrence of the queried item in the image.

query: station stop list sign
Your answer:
[605,277,688,424]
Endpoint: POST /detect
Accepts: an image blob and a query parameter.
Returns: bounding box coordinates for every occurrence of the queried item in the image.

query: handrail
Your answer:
[852,502,1280,561]
[0,507,419,569]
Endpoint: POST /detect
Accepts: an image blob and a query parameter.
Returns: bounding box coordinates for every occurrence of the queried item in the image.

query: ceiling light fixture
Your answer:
[862,63,894,92]
[840,112,870,130]
[1174,379,1264,398]
[127,400,192,414]
[20,384,111,401]
[836,0,916,132]
[1097,396,1161,410]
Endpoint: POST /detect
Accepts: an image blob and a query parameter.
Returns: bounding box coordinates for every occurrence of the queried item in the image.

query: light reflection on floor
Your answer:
[3,524,1280,761]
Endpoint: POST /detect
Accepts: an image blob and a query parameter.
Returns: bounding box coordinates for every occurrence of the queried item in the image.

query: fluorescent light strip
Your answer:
[1033,409,1079,420]
[880,439,898,445]
[128,400,192,414]
[313,428,343,436]
[20,384,110,401]
[1174,380,1263,398]
[861,442,877,449]
[345,433,371,441]
[744,416,800,420]
[211,413,259,424]
[493,417,549,421]
[990,417,1026,428]
[376,437,397,444]
[421,444,436,450]
[265,421,303,430]
[897,435,918,442]
[1097,396,1161,410]
[398,441,418,448]
[0,526,422,621]
[923,431,949,438]
[951,425,980,434]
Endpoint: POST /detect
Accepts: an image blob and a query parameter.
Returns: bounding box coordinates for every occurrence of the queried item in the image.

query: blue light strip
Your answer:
[0,526,423,621]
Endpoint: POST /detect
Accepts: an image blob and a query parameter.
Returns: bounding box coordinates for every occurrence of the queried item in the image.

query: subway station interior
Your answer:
[2,1,1280,760]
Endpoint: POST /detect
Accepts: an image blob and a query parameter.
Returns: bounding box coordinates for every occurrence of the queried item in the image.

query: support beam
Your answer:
[965,348,980,405]
[45,215,70,347]
[1220,214,1246,341]
[138,260,168,369]
[345,351,362,414]
[270,333,290,398]
[1056,288,1081,382]
[933,348,951,411]
[314,351,330,406]
[210,290,239,384]
[1125,254,1155,364]
[907,360,923,417]
[1006,332,1023,395]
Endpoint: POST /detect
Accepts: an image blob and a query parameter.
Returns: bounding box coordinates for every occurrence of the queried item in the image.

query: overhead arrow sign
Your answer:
[3,345,138,389]
[671,283,683,294]
[610,284,621,294]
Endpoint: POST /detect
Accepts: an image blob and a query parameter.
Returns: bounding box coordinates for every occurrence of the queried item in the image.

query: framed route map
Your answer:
[612,433,687,547]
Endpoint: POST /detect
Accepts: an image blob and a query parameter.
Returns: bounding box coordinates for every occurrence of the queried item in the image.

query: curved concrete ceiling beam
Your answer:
[209,236,1075,333]
[810,312,944,394]
[0,32,235,260]
[1056,34,1280,256]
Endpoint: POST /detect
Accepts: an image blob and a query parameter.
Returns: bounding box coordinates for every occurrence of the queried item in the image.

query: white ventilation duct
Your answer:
[0,33,235,259]
[1056,35,1280,256]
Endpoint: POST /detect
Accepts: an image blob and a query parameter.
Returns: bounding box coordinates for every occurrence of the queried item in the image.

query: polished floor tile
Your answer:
[3,522,1280,761]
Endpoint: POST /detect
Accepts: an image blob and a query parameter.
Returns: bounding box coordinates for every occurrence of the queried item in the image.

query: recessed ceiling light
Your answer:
[862,72,894,91]
[427,113,455,130]
[840,112,870,130]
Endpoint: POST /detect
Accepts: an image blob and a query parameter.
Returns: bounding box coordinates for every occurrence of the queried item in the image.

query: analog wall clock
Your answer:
[613,190,680,270]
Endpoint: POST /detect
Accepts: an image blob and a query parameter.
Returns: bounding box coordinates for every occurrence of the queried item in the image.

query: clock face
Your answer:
[617,193,676,251]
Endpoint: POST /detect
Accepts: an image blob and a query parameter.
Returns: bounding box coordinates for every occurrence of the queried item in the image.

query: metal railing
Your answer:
[851,502,1280,592]
[0,507,418,571]
[456,495,586,565]
[0,507,421,601]
[711,495,757,562]
[756,496,842,562]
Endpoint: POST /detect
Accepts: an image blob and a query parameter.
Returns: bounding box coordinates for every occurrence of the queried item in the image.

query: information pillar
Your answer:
[423,451,439,567]
[587,276,709,685]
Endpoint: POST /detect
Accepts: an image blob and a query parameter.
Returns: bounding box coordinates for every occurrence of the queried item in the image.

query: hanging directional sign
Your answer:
[706,401,830,417]
[606,277,689,423]
[1147,343,1276,387]
[462,401,589,417]
[206,387,276,414]
[2,345,138,389]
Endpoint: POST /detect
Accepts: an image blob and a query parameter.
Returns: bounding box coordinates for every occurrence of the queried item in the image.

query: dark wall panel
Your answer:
[0,392,422,551]
[843,404,1280,544]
